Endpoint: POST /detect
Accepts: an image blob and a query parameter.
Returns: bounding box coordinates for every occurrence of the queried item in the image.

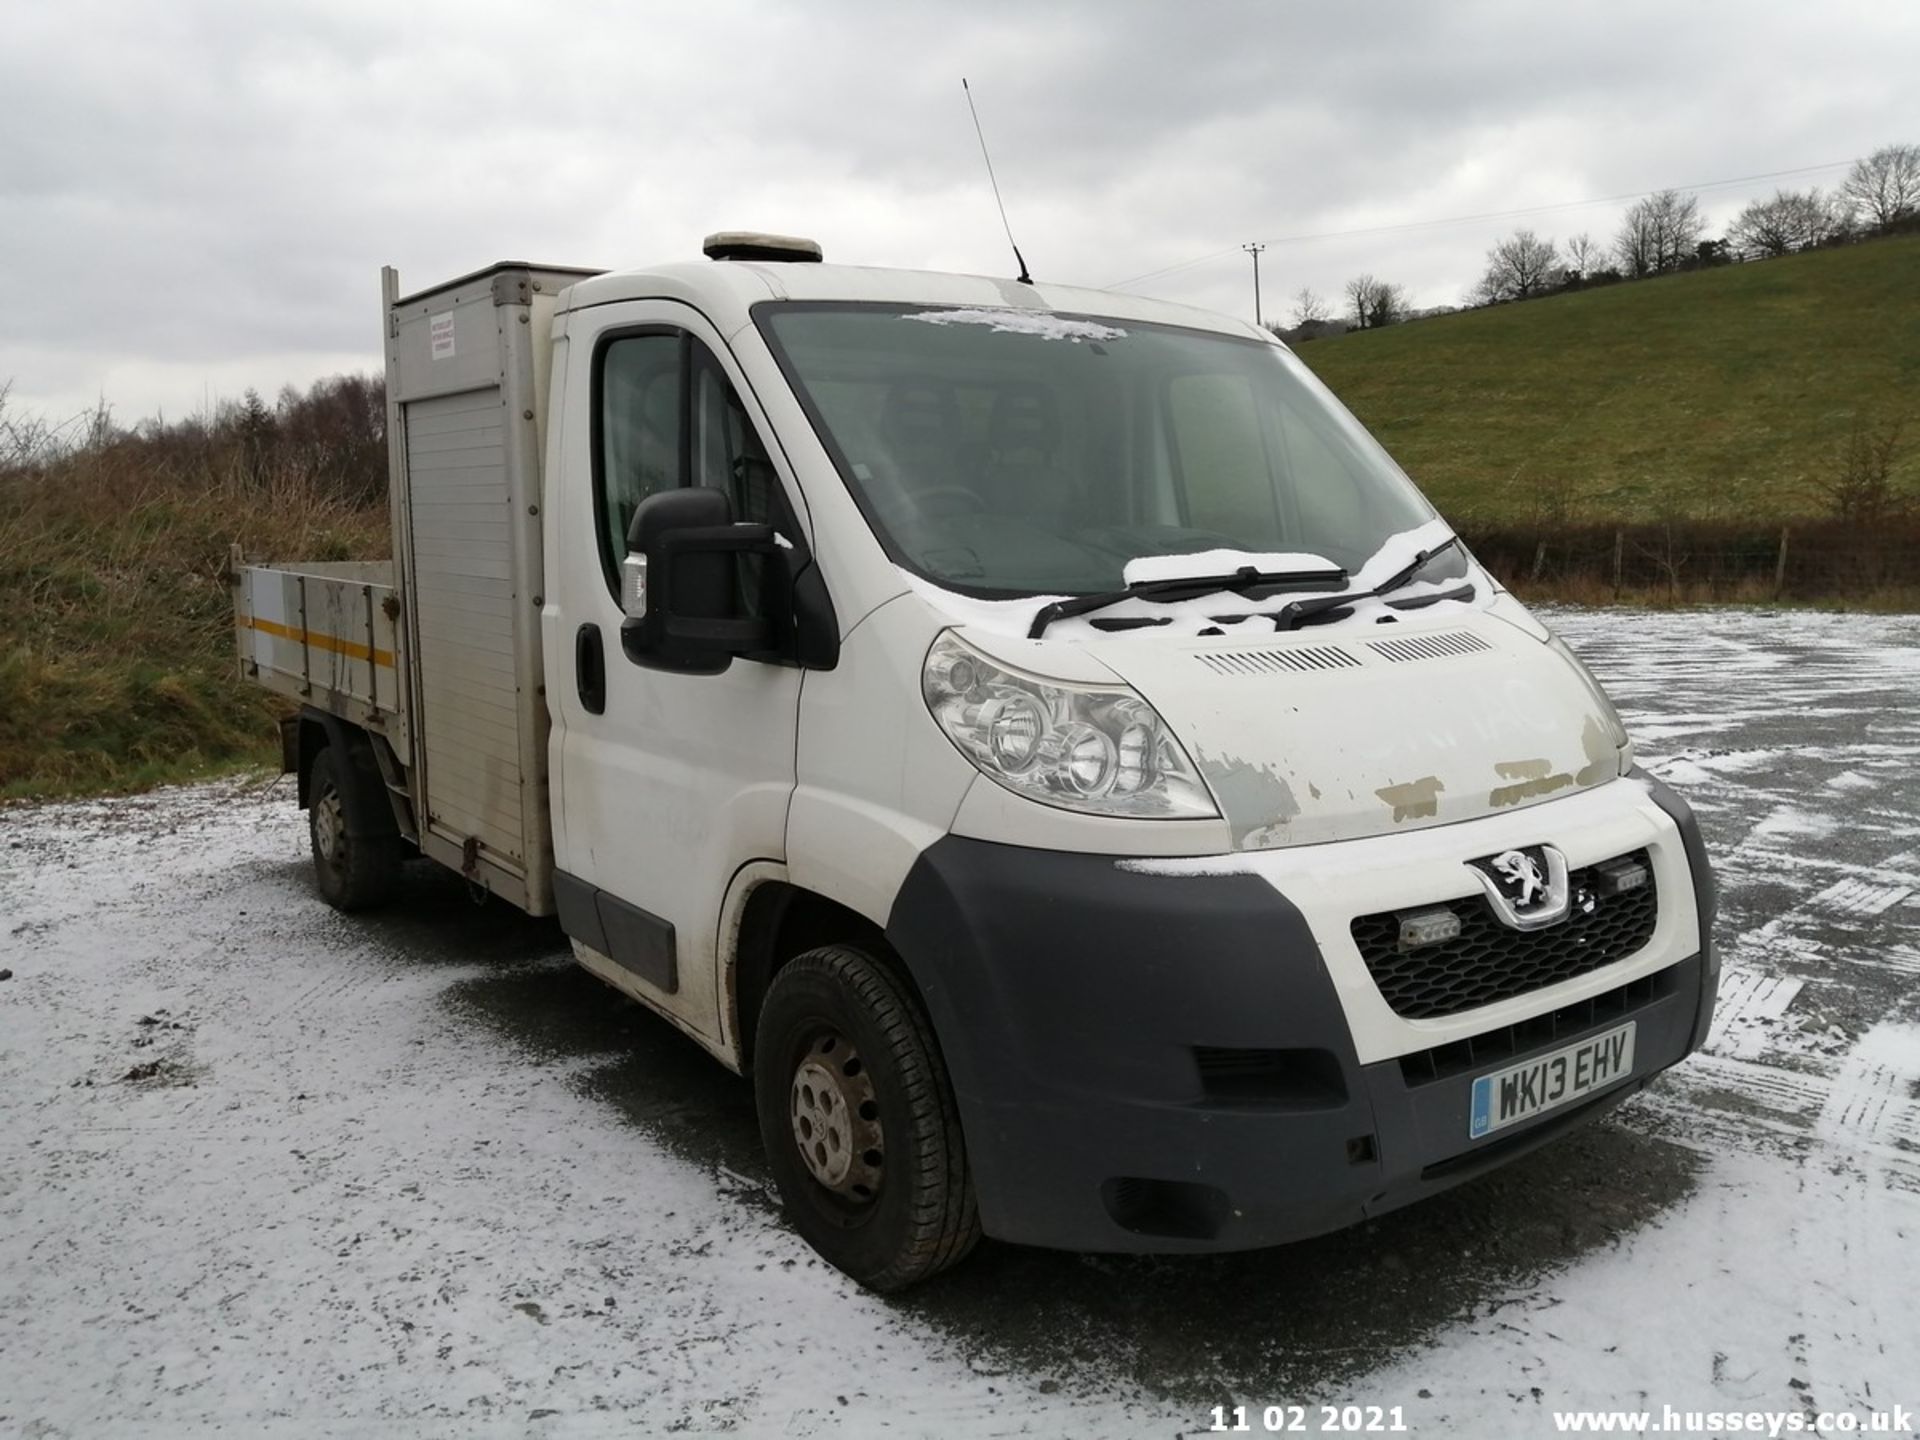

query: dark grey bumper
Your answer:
[1634,765,1720,1050]
[885,810,1715,1255]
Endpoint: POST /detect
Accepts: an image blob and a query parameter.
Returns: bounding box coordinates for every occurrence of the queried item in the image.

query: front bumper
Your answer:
[883,772,1716,1254]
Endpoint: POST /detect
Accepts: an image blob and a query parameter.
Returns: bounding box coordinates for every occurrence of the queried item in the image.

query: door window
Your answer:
[594,330,785,606]
[693,349,779,528]
[596,333,683,588]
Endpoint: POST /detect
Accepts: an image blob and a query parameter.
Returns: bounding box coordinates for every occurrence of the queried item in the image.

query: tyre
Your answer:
[307,745,403,912]
[754,943,980,1291]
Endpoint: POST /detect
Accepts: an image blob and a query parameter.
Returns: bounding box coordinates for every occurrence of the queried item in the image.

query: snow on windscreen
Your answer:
[1123,550,1337,587]
[904,519,1468,641]
[902,308,1128,343]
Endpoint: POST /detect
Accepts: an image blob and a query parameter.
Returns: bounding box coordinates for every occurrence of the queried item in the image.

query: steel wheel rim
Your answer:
[313,789,346,863]
[788,1030,884,1203]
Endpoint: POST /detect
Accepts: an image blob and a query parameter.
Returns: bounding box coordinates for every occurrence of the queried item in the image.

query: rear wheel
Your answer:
[754,943,980,1291]
[308,745,402,912]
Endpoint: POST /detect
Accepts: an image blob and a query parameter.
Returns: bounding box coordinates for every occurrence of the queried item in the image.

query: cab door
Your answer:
[545,300,805,1050]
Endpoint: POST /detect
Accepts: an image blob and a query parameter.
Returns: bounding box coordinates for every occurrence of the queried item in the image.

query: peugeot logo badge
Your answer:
[1468,844,1571,931]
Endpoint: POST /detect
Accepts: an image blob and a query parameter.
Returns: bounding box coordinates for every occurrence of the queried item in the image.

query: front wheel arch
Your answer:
[731,881,888,1073]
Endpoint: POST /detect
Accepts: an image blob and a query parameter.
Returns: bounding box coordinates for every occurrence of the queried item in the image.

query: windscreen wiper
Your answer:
[1026,563,1348,639]
[1267,533,1463,632]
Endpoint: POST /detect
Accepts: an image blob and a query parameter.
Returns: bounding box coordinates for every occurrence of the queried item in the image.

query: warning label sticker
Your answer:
[429,312,456,361]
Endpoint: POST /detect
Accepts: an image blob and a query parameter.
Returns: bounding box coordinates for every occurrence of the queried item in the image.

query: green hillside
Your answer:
[1295,235,1920,522]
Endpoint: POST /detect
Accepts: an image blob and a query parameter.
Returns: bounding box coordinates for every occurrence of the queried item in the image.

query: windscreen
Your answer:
[758,303,1439,596]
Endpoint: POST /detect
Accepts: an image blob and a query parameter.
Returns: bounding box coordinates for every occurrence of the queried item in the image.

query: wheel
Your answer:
[754,944,980,1291]
[307,745,403,912]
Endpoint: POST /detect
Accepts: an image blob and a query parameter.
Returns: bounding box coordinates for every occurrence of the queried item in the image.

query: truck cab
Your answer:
[238,240,1716,1290]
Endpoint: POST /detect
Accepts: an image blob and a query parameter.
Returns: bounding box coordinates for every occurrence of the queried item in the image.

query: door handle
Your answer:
[575,623,606,715]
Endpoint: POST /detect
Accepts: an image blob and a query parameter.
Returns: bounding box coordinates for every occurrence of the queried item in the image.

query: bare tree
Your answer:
[1564,232,1601,278]
[1290,287,1330,327]
[0,379,31,473]
[1729,188,1851,258]
[1477,228,1562,302]
[1613,189,1705,276]
[1614,204,1658,278]
[0,380,74,473]
[275,373,389,505]
[1816,416,1911,525]
[1344,274,1406,329]
[1840,143,1920,230]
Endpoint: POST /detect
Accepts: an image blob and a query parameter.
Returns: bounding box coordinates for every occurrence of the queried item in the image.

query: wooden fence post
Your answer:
[1612,529,1624,600]
[1774,526,1790,599]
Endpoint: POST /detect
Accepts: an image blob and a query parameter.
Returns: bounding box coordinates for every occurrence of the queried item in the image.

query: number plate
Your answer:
[1469,1022,1636,1139]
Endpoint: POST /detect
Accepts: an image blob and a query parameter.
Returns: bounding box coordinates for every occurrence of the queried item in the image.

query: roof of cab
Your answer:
[555,260,1269,344]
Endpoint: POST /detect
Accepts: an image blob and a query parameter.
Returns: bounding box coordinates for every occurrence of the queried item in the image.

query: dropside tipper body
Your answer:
[235,559,408,759]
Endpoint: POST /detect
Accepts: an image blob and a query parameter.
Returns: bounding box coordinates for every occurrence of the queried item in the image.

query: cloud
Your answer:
[3,0,1915,422]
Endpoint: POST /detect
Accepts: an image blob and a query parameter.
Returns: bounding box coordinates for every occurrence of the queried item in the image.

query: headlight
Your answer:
[1547,633,1635,774]
[922,632,1218,818]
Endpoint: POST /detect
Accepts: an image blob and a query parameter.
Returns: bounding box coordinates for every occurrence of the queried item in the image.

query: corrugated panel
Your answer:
[405,387,525,864]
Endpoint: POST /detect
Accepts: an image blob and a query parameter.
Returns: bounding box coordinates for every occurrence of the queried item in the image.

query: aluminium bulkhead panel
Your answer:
[401,386,527,869]
[384,263,595,914]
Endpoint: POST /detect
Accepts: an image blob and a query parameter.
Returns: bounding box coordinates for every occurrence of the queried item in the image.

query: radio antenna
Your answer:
[962,78,1032,285]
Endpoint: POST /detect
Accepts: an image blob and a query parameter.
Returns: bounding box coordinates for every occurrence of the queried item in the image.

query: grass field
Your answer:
[1296,234,1920,523]
[0,458,385,799]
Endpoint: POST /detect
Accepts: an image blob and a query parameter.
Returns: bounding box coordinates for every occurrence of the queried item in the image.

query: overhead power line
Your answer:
[1105,157,1859,291]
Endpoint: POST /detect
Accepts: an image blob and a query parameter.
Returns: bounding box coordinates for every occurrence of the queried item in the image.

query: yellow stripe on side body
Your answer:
[245,614,396,669]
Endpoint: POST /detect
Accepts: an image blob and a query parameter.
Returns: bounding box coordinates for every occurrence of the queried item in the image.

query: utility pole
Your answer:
[1243,242,1267,328]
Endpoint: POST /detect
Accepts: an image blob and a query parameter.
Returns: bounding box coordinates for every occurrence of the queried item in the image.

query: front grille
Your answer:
[1351,849,1659,1020]
[1398,967,1680,1087]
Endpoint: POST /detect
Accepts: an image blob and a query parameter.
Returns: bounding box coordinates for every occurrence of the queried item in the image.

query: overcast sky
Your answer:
[4,0,1915,430]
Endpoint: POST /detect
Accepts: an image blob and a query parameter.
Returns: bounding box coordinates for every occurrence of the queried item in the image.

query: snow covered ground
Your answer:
[2,607,1917,1438]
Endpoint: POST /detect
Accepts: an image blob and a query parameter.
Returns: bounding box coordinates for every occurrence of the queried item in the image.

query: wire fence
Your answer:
[1462,521,1920,603]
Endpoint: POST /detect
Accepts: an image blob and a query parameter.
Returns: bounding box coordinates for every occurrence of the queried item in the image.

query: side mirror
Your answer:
[620,488,778,674]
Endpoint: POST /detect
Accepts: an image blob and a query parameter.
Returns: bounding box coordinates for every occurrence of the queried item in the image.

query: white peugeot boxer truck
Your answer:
[234,237,1717,1290]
